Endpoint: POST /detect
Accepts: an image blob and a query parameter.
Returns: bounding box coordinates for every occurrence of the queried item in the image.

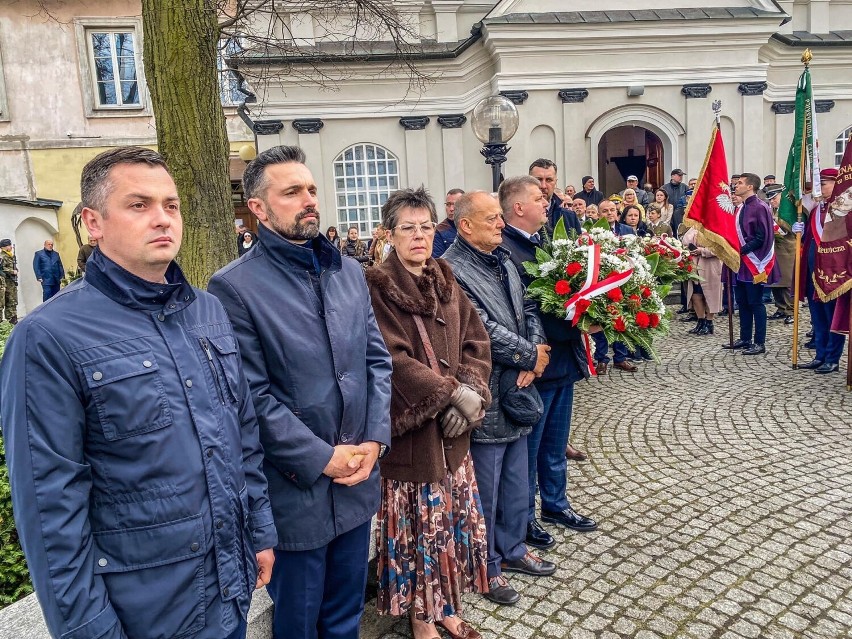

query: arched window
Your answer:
[836,126,852,166]
[334,144,399,237]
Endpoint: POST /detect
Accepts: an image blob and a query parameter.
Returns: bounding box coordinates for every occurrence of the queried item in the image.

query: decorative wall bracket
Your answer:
[437,114,467,129]
[558,89,589,103]
[292,119,324,134]
[253,120,284,135]
[681,84,712,99]
[399,116,430,130]
[500,90,529,105]
[737,82,767,96]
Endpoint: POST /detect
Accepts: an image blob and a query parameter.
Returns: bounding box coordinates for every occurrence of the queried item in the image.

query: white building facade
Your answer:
[235,0,852,236]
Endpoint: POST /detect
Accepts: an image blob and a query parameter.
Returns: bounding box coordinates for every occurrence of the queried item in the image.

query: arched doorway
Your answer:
[586,104,685,197]
[597,126,664,196]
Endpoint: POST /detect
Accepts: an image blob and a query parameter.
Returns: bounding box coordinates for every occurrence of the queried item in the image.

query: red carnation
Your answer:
[629,294,642,304]
[649,313,660,328]
[554,280,571,295]
[686,264,694,273]
[575,298,592,315]
[641,286,652,298]
[606,288,623,302]
[613,316,627,332]
[659,248,668,256]
[566,262,582,277]
[635,311,650,329]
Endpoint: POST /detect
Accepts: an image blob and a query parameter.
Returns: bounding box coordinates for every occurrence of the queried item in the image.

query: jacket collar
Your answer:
[257,222,341,273]
[366,250,453,316]
[453,233,511,266]
[84,248,196,313]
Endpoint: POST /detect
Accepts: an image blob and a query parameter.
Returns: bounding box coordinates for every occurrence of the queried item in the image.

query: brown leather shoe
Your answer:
[614,361,638,372]
[565,445,587,461]
[436,619,482,639]
[595,361,608,374]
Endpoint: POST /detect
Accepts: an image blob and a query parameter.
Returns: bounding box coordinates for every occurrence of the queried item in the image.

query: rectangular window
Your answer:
[87,30,141,108]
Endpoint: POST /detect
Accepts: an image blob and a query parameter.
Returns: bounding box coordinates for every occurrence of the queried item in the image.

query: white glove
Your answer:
[792,222,805,234]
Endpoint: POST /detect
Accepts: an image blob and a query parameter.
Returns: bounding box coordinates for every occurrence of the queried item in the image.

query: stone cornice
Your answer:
[558,88,588,103]
[292,119,323,134]
[399,116,430,130]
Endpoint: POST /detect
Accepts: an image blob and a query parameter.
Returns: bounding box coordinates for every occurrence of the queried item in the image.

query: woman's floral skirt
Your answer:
[376,451,489,621]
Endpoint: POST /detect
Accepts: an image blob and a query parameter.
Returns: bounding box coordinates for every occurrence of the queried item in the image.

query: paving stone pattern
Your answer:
[362,308,852,639]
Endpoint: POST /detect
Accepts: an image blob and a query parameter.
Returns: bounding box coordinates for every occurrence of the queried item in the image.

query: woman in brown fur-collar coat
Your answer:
[366,187,492,639]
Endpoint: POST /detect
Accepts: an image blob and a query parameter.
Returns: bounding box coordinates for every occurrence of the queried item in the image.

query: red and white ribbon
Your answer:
[656,234,685,259]
[564,243,634,325]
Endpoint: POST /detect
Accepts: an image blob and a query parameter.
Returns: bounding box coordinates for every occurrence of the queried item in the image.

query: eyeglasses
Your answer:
[394,222,437,236]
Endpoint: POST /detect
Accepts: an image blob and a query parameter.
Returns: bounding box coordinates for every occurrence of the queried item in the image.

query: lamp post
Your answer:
[471,95,519,192]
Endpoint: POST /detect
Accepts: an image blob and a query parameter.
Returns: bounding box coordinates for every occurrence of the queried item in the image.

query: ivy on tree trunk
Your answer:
[142,0,237,287]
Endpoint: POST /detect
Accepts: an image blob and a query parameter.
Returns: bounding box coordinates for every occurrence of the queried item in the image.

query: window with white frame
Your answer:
[87,30,141,108]
[218,38,246,107]
[334,144,400,237]
[836,126,852,166]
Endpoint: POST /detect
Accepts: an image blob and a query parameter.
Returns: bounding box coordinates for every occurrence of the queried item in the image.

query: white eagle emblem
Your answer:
[715,182,736,215]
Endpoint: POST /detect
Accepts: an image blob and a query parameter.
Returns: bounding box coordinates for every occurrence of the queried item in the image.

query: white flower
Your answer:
[539,260,558,277]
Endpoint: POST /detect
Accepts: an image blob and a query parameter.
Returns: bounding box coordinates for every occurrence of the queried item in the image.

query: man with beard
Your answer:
[208,146,393,639]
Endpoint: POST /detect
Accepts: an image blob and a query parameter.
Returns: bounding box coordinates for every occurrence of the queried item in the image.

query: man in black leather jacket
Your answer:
[442,191,556,606]
[498,176,599,556]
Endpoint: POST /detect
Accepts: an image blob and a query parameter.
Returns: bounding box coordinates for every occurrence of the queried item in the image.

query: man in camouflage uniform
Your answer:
[0,239,18,324]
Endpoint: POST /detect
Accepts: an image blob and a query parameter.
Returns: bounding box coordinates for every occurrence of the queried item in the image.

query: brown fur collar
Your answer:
[366,251,454,316]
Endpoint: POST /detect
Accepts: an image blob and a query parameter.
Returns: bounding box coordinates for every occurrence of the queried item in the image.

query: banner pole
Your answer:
[792,204,803,368]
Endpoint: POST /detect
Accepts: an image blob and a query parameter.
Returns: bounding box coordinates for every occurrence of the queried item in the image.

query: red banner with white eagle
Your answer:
[683,125,742,272]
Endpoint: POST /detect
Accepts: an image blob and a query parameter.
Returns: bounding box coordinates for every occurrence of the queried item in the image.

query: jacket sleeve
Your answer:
[0,321,127,639]
[32,253,42,280]
[455,278,539,371]
[455,291,493,405]
[57,256,65,280]
[230,323,278,551]
[368,285,455,437]
[207,275,335,491]
[363,293,393,447]
[523,298,546,347]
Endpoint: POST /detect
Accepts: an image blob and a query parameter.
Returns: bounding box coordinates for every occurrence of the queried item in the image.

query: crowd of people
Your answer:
[0,142,845,639]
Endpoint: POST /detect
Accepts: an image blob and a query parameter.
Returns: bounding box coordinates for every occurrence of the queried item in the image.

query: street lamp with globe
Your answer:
[471,95,520,192]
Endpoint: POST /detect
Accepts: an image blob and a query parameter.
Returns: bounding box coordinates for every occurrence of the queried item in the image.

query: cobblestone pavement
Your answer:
[362,307,852,639]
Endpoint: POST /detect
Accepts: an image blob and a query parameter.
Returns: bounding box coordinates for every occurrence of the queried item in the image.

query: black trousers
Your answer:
[735,281,767,345]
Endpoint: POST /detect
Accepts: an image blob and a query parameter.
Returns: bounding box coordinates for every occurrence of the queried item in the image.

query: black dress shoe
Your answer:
[768,310,787,320]
[815,362,840,374]
[804,340,816,349]
[483,576,520,605]
[565,445,587,461]
[541,507,598,532]
[784,316,795,325]
[526,520,555,550]
[798,359,824,370]
[501,552,557,577]
[806,329,814,337]
[676,306,690,314]
[721,339,751,350]
[679,314,698,322]
[742,344,766,355]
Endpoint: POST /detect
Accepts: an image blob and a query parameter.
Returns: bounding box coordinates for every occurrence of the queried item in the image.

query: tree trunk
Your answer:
[141,0,236,287]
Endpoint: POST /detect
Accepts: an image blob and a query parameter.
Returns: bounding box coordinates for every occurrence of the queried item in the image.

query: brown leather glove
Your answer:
[450,384,486,423]
[440,406,469,439]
